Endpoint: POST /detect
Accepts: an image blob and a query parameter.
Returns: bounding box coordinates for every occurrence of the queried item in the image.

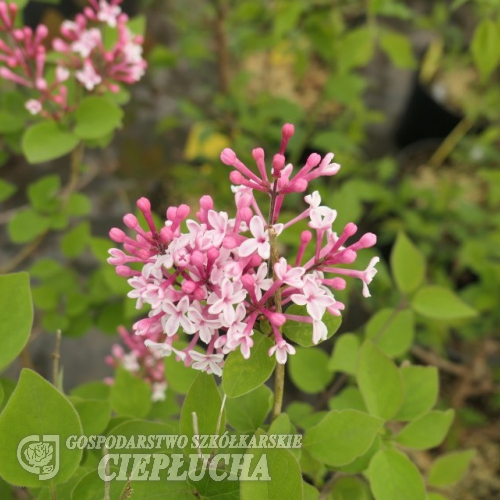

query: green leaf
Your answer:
[71,398,111,436]
[412,286,477,320]
[471,19,500,82]
[0,179,16,202]
[379,31,416,69]
[391,232,426,294]
[74,96,123,140]
[337,27,375,72]
[0,369,82,487]
[0,273,33,371]
[180,373,225,454]
[328,333,360,374]
[27,175,61,213]
[337,435,382,474]
[428,494,448,500]
[110,368,152,418]
[8,208,50,243]
[0,378,16,412]
[164,341,199,394]
[222,332,275,398]
[61,222,90,258]
[328,387,367,413]
[289,347,333,394]
[357,340,404,420]
[368,449,426,500]
[22,121,79,164]
[396,409,454,449]
[304,410,383,467]
[225,385,272,433]
[283,304,341,346]
[331,476,371,500]
[0,111,24,134]
[65,193,91,217]
[0,383,4,409]
[365,308,415,358]
[70,381,110,400]
[187,468,240,500]
[428,450,475,487]
[128,15,147,36]
[107,419,179,455]
[303,482,320,500]
[71,468,126,500]
[241,429,302,500]
[395,365,439,421]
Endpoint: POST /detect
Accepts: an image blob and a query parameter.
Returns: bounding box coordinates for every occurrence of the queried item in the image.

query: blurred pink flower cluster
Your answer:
[0,0,145,118]
[108,124,378,376]
[106,326,167,402]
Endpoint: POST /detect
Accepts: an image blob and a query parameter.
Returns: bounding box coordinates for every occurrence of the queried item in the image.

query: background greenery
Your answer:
[1,0,500,499]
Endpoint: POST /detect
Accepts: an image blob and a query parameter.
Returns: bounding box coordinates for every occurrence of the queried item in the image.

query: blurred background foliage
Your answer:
[1,0,500,497]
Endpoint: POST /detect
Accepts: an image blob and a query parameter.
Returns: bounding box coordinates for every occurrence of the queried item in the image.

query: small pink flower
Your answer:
[71,28,101,57]
[269,339,296,364]
[290,276,336,320]
[187,305,222,344]
[151,381,167,402]
[361,257,380,298]
[25,99,42,115]
[76,60,102,90]
[189,351,224,377]
[97,0,121,27]
[239,216,270,259]
[161,297,196,336]
[144,339,186,360]
[207,278,246,326]
[274,257,305,288]
[309,207,337,231]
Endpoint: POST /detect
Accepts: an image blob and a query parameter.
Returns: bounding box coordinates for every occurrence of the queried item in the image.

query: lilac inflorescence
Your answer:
[108,124,379,376]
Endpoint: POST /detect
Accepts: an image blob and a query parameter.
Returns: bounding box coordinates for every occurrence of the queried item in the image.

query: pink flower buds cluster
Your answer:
[108,124,379,376]
[53,0,146,91]
[0,0,146,117]
[106,326,167,402]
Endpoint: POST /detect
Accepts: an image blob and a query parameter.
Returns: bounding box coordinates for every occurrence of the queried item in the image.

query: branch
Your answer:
[411,345,467,377]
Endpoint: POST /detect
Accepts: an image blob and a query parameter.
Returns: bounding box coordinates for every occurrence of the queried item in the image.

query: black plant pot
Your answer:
[395,76,462,149]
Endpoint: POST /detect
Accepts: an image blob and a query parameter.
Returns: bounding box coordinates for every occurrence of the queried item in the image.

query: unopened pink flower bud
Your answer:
[115,265,137,277]
[176,204,190,219]
[182,280,197,294]
[229,171,245,185]
[123,213,139,229]
[136,197,151,212]
[272,154,285,177]
[220,148,237,165]
[166,206,177,220]
[268,312,286,327]
[109,228,127,242]
[199,195,214,211]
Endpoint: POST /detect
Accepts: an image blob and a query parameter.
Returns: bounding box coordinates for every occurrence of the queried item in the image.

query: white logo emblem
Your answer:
[17,435,60,481]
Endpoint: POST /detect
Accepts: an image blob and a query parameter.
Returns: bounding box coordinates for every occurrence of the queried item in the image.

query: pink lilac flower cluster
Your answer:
[0,0,145,117]
[106,326,168,402]
[108,124,379,376]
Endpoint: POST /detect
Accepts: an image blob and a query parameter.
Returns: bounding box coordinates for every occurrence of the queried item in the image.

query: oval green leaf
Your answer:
[0,369,83,487]
[303,410,383,467]
[412,286,477,320]
[368,449,426,500]
[357,340,404,420]
[22,121,79,164]
[0,273,33,371]
[222,332,275,398]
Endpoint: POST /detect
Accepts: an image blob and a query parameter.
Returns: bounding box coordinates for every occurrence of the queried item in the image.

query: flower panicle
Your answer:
[107,124,378,376]
[0,0,146,117]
